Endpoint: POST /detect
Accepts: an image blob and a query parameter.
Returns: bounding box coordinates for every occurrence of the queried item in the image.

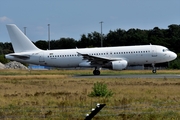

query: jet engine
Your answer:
[110,60,128,70]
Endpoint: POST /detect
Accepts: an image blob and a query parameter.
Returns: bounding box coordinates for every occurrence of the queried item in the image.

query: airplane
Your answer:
[5,24,177,75]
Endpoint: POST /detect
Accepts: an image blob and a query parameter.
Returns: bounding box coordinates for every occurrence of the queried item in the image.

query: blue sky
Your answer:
[0,0,180,43]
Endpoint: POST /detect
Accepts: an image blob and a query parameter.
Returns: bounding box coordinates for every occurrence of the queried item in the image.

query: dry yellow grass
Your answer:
[0,69,180,119]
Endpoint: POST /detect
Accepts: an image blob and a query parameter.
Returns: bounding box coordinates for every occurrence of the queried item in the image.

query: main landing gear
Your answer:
[152,64,156,73]
[93,67,100,75]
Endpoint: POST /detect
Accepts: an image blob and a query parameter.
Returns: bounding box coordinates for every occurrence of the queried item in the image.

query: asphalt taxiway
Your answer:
[74,74,180,79]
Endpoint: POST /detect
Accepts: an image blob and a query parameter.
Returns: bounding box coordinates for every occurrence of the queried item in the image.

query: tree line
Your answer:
[0,24,180,68]
[36,24,180,53]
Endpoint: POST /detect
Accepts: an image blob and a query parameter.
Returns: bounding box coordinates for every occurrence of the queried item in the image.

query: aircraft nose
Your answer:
[165,52,177,62]
[172,52,177,60]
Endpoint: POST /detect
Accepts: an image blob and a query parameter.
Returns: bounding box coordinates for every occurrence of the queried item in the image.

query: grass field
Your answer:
[0,69,180,119]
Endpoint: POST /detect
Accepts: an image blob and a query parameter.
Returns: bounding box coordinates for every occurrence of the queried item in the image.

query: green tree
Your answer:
[105,29,126,46]
[0,55,9,64]
[77,34,90,48]
[167,24,180,52]
[34,40,48,50]
[148,27,166,45]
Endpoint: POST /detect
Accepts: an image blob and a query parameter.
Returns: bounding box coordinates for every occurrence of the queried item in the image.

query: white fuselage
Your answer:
[6,45,177,68]
[5,24,177,75]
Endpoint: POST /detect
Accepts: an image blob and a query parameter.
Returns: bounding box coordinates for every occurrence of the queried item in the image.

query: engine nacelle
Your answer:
[111,60,128,70]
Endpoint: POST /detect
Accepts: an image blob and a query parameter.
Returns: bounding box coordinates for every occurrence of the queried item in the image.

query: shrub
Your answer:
[89,82,113,97]
[169,59,180,69]
[0,55,9,64]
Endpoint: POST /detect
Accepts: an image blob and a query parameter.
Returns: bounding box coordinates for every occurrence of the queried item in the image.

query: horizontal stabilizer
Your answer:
[6,53,30,60]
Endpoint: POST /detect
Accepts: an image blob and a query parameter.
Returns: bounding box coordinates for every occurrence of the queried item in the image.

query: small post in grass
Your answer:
[84,103,106,120]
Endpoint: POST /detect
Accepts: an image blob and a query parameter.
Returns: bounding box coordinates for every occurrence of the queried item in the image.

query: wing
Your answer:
[77,52,123,65]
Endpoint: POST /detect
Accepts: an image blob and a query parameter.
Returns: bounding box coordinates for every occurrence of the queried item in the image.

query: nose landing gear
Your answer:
[152,69,156,73]
[152,64,156,73]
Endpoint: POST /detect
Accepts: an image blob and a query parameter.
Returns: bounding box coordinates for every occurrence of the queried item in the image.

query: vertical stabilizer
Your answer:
[6,24,40,53]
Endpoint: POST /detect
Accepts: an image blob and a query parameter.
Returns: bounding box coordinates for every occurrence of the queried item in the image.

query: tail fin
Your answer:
[6,24,40,53]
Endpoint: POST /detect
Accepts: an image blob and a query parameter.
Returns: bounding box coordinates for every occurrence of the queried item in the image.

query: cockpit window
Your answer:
[163,49,169,52]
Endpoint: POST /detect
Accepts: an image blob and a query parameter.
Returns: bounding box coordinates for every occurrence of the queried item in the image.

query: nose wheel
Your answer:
[152,64,156,73]
[152,69,156,73]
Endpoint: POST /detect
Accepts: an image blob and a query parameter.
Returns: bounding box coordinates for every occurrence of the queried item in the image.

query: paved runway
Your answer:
[74,74,180,79]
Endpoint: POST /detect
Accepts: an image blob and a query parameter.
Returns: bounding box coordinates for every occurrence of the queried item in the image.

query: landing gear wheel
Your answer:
[152,69,156,73]
[93,70,100,75]
[152,63,156,74]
